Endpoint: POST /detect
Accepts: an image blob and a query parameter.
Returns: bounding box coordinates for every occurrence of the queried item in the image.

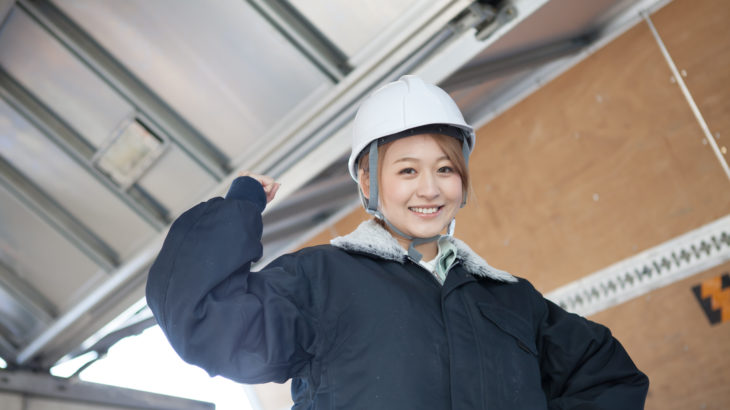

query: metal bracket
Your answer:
[476,3,518,41]
[449,1,518,42]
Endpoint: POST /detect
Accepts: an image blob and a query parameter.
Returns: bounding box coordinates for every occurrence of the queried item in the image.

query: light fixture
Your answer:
[94,118,165,188]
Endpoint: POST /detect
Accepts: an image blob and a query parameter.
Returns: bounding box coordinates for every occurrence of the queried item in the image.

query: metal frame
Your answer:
[0,260,54,364]
[0,154,118,271]
[246,0,351,81]
[441,33,594,91]
[18,0,228,179]
[0,369,214,410]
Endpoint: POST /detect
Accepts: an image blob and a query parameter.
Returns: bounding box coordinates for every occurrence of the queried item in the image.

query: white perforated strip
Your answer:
[545,215,730,317]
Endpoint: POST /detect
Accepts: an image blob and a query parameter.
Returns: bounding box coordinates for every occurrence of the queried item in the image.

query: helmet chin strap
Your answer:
[363,141,453,262]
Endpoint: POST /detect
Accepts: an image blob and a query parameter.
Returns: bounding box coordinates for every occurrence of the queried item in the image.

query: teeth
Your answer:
[410,207,439,214]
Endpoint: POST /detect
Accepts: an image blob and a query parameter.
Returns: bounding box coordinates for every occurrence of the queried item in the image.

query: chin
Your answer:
[407,223,448,238]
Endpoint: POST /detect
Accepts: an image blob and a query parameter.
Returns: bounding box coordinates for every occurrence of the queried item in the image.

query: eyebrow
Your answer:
[392,155,450,164]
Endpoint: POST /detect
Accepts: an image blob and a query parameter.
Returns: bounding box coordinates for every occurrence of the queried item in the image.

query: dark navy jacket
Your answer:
[145,176,648,409]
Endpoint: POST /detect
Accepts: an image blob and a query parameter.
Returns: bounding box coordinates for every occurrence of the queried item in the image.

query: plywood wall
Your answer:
[297,0,730,408]
[592,262,730,410]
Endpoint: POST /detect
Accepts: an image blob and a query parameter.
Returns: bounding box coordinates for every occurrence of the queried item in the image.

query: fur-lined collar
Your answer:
[330,219,517,283]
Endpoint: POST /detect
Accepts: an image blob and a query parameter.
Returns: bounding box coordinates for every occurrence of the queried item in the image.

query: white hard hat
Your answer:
[346,75,475,262]
[347,75,475,181]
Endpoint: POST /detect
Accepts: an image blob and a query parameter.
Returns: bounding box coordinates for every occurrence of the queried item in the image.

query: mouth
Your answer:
[408,205,443,215]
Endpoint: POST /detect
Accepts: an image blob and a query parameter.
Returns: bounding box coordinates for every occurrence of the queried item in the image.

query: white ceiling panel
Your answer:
[135,145,217,219]
[0,8,135,150]
[0,183,104,315]
[288,0,424,59]
[53,0,333,162]
[0,100,156,259]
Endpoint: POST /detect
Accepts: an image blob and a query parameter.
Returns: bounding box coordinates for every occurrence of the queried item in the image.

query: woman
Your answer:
[146,75,649,409]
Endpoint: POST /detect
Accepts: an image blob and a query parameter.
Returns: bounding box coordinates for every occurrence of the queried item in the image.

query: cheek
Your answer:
[444,177,463,201]
[380,178,409,207]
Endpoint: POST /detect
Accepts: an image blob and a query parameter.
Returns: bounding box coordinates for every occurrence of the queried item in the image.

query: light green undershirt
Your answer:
[416,237,458,285]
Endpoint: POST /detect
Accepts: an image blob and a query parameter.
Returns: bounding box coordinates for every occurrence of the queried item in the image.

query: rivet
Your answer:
[680,69,687,77]
[593,193,599,202]
[722,146,727,154]
[670,76,676,84]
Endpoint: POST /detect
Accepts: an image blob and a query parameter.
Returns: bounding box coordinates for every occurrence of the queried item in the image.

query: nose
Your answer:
[416,171,440,199]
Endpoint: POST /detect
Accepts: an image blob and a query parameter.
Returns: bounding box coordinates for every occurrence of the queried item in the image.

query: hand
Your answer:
[238,171,281,204]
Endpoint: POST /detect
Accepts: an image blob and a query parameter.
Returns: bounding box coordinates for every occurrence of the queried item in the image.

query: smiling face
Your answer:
[360,133,464,242]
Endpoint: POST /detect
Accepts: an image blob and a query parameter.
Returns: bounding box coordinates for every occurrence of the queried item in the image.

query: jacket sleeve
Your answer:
[537,297,649,410]
[145,176,321,384]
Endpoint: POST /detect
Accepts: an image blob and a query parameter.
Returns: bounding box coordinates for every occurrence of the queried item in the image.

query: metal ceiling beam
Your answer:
[0,260,54,365]
[254,0,502,180]
[440,32,595,91]
[231,0,476,175]
[0,67,166,232]
[15,243,159,366]
[247,0,351,81]
[262,171,355,222]
[18,0,229,179]
[0,155,118,271]
[0,369,214,410]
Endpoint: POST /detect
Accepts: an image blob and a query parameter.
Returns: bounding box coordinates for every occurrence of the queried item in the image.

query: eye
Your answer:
[398,167,416,175]
[438,166,454,173]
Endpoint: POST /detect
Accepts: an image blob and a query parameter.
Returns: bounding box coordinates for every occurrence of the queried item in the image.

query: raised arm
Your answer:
[145,175,318,383]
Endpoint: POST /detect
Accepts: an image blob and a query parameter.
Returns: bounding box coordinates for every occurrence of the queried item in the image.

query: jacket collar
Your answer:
[330,219,517,283]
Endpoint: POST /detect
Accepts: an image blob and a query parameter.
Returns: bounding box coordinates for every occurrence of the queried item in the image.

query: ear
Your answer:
[358,168,370,200]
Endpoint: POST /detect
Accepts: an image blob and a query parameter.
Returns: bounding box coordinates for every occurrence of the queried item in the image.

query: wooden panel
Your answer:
[457,18,730,293]
[652,0,730,159]
[590,262,730,410]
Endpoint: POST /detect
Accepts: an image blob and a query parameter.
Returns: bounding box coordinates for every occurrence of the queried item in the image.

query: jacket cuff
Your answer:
[225,176,267,212]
